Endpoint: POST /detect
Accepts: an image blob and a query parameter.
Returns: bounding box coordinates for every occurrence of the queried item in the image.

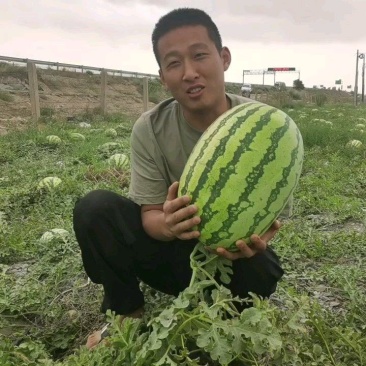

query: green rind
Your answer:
[178,102,304,250]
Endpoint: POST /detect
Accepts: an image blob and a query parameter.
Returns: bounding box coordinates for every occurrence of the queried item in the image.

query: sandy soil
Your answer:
[0,68,157,133]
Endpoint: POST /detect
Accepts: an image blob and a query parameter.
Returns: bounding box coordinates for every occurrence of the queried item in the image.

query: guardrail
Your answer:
[0,55,160,79]
[0,55,242,87]
[0,55,243,121]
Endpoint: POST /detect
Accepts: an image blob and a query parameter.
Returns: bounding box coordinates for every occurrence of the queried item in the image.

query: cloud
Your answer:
[219,0,365,43]
[1,0,156,44]
[0,0,361,88]
[2,0,364,47]
[102,0,366,43]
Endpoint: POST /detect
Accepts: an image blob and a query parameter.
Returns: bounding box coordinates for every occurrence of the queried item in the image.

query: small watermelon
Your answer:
[40,228,70,243]
[108,153,129,169]
[37,176,62,190]
[105,128,118,138]
[46,135,62,145]
[346,139,363,148]
[97,142,123,157]
[79,122,91,128]
[69,132,86,141]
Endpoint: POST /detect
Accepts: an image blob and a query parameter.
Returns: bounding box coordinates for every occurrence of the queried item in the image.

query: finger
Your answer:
[260,220,281,242]
[166,182,179,202]
[178,230,201,240]
[248,235,267,252]
[215,245,255,260]
[165,195,193,215]
[170,215,200,235]
[270,219,281,232]
[165,204,199,226]
[215,247,242,260]
[165,183,195,214]
[236,240,257,257]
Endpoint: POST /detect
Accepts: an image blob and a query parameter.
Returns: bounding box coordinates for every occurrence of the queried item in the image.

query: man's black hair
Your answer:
[152,8,223,66]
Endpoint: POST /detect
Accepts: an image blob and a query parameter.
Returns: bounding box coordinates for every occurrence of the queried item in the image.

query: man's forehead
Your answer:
[158,25,210,47]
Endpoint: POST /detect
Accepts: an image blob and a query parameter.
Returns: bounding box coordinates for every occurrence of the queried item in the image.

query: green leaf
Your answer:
[197,326,233,365]
[157,307,177,328]
[313,343,323,357]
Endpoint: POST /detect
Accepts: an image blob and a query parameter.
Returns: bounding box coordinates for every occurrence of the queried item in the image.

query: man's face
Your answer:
[157,25,231,114]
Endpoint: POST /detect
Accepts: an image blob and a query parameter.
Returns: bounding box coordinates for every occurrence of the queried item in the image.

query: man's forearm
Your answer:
[142,210,175,241]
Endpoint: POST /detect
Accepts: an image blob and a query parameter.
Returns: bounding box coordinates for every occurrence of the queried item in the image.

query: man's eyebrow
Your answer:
[189,42,210,50]
[162,43,210,62]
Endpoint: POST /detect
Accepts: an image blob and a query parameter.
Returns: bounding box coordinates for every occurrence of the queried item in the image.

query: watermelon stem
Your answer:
[189,245,219,287]
[188,245,239,314]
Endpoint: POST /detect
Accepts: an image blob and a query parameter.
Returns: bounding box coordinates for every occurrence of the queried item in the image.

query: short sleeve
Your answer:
[128,116,169,205]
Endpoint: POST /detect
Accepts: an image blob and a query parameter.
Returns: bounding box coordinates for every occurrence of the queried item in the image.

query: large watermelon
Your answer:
[178,102,304,250]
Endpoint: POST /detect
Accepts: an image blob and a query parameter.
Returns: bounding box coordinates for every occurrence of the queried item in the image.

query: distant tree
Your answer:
[293,79,305,90]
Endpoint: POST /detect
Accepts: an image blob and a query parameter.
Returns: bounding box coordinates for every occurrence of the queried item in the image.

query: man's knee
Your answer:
[73,189,124,226]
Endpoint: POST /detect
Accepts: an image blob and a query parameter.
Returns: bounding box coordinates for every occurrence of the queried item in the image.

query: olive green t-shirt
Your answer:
[128,93,293,217]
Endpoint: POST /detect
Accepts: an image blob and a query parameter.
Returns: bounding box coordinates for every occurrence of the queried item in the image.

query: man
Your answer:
[73,7,285,349]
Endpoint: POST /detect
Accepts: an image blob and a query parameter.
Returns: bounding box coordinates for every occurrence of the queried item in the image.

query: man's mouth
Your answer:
[187,87,204,94]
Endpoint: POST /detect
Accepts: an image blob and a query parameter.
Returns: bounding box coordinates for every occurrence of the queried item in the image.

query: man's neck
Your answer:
[183,95,231,132]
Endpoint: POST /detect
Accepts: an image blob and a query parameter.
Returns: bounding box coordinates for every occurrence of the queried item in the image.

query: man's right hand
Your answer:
[163,182,201,240]
[141,182,201,241]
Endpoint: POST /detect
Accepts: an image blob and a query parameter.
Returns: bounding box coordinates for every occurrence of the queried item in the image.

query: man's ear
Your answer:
[159,69,169,91]
[221,47,231,71]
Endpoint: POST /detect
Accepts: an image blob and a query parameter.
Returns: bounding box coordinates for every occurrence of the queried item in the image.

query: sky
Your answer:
[1,0,365,89]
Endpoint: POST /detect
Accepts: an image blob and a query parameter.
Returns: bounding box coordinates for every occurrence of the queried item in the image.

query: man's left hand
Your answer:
[208,220,281,261]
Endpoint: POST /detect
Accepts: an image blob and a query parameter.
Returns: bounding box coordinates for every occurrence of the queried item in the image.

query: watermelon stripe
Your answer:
[206,109,288,245]
[182,104,267,200]
[245,116,303,241]
[179,103,261,192]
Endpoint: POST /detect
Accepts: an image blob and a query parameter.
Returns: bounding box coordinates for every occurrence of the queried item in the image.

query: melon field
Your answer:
[0,103,366,365]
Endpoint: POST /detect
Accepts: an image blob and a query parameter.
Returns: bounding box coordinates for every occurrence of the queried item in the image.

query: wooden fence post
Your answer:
[143,77,149,112]
[27,61,40,123]
[100,69,107,115]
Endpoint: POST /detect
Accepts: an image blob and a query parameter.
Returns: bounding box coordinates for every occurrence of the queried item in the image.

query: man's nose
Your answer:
[182,60,199,81]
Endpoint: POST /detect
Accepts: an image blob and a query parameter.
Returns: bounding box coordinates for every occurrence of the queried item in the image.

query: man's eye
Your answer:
[195,53,207,58]
[167,61,179,67]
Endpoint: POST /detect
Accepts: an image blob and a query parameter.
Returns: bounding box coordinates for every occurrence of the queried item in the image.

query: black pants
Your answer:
[73,190,284,315]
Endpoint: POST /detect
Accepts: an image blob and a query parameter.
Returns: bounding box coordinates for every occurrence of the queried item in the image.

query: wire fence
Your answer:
[0,56,242,122]
[0,59,163,121]
[0,55,353,124]
[0,55,160,79]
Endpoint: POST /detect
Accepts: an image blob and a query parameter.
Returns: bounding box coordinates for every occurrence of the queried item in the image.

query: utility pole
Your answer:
[361,53,365,103]
[354,50,359,106]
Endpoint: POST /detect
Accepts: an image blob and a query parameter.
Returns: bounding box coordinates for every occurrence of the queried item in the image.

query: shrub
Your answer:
[0,91,14,102]
[40,107,55,117]
[293,79,305,90]
[225,83,241,95]
[147,79,170,104]
[315,93,327,107]
[289,89,302,100]
[266,91,294,109]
